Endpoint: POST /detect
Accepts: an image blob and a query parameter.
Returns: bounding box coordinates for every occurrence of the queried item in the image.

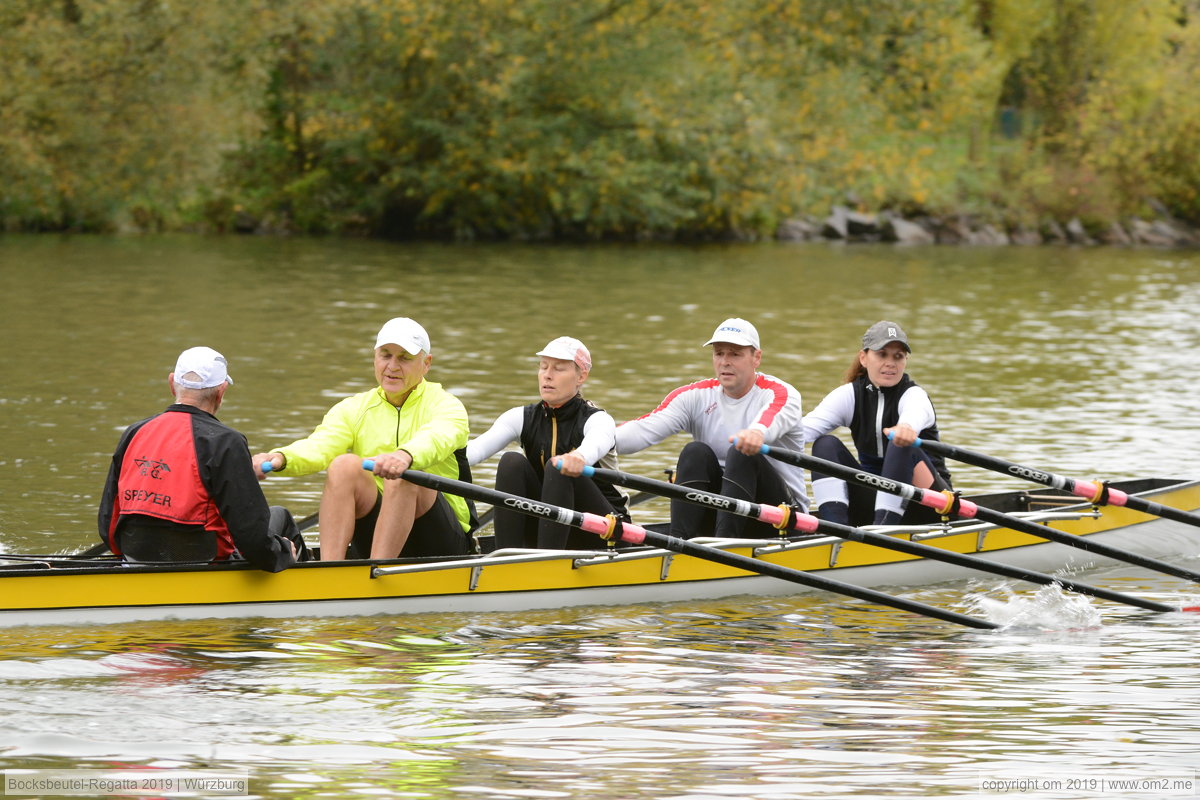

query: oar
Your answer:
[72,542,119,558]
[576,465,1175,613]
[762,445,1200,586]
[363,461,999,630]
[473,490,659,530]
[910,436,1200,530]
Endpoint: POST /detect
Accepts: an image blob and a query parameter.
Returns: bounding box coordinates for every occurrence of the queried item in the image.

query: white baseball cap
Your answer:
[375,317,431,355]
[537,336,591,372]
[703,318,761,349]
[173,346,233,389]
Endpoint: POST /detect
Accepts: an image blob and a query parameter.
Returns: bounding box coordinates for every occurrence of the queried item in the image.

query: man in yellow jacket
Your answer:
[254,318,474,560]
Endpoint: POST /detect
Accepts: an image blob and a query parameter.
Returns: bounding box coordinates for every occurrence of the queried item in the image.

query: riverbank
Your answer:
[776,205,1200,247]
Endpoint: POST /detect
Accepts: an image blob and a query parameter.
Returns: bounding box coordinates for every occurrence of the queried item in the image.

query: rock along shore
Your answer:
[776,205,1200,247]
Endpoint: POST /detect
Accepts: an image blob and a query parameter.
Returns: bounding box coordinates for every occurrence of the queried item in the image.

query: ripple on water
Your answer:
[0,573,1198,798]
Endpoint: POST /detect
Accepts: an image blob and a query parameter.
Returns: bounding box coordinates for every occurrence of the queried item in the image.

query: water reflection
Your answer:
[0,571,1196,798]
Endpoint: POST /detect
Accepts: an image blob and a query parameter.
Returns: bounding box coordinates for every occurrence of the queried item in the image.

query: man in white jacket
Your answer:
[615,318,808,539]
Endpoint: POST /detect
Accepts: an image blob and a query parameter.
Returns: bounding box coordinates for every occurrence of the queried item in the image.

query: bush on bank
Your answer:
[2,0,1199,241]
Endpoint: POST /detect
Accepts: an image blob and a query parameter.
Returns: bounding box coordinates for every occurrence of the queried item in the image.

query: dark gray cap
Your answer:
[862,321,911,352]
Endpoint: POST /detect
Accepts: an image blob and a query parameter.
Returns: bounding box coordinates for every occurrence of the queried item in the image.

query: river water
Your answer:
[1,235,1199,799]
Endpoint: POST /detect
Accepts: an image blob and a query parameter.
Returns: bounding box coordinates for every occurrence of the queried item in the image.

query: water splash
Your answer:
[965,582,1103,630]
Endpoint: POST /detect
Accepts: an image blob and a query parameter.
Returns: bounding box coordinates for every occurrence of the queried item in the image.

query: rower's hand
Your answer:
[730,428,765,455]
[252,452,283,481]
[369,449,414,479]
[554,451,586,477]
[885,423,918,448]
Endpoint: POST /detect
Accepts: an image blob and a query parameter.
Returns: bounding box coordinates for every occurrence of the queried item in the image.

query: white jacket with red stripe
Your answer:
[615,374,808,508]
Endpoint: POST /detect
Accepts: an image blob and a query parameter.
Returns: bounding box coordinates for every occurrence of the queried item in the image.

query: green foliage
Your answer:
[220,0,1007,237]
[0,0,265,231]
[224,0,794,238]
[980,0,1197,224]
[4,0,1200,237]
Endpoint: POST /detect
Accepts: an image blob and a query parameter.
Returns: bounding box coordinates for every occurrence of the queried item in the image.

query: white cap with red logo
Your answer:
[537,336,592,372]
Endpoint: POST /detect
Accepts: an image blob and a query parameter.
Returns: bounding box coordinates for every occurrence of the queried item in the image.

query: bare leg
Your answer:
[369,478,438,559]
[319,454,379,560]
[912,461,935,490]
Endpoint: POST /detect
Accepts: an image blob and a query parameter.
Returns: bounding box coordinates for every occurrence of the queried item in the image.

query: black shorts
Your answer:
[349,490,475,558]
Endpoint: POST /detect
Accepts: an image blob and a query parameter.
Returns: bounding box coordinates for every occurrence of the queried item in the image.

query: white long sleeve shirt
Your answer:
[466,406,617,467]
[615,374,808,508]
[801,382,935,457]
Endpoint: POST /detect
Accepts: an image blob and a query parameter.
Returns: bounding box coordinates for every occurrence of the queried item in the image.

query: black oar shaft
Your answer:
[916,438,1200,529]
[398,469,998,630]
[586,466,1172,613]
[646,529,998,629]
[1126,496,1200,527]
[764,446,1200,585]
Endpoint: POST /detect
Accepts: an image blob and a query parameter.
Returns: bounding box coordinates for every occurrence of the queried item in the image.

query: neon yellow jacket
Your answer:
[275,380,471,531]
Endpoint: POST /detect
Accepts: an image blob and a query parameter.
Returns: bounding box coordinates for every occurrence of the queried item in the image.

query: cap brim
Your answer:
[866,339,911,352]
[377,339,425,355]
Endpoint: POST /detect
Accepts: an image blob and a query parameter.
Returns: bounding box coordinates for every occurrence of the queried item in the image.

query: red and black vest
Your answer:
[108,409,236,559]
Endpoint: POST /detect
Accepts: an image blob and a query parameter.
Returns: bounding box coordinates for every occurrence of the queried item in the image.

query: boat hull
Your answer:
[4,478,1199,627]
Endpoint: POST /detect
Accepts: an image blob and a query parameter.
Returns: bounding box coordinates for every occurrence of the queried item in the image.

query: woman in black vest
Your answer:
[466,337,629,549]
[801,321,951,527]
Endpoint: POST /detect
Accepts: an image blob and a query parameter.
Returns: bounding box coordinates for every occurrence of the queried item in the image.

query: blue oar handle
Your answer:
[884,431,925,447]
[729,435,771,454]
[549,458,596,477]
[362,459,375,471]
[261,461,274,474]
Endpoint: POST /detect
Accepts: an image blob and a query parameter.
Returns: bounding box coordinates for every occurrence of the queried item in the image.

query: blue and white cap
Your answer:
[703,318,760,349]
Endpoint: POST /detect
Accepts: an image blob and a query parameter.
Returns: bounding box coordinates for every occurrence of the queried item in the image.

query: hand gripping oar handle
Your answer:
[578,465,1173,613]
[374,461,996,629]
[258,462,322,530]
[910,436,1200,530]
[577,463,818,532]
[367,460,634,542]
[762,445,1200,585]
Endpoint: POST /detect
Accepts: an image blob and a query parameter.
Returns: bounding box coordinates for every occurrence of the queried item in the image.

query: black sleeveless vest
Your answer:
[849,374,952,486]
[520,395,629,516]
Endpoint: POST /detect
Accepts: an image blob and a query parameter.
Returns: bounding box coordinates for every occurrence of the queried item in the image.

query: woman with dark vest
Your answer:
[801,321,951,527]
[466,337,629,549]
